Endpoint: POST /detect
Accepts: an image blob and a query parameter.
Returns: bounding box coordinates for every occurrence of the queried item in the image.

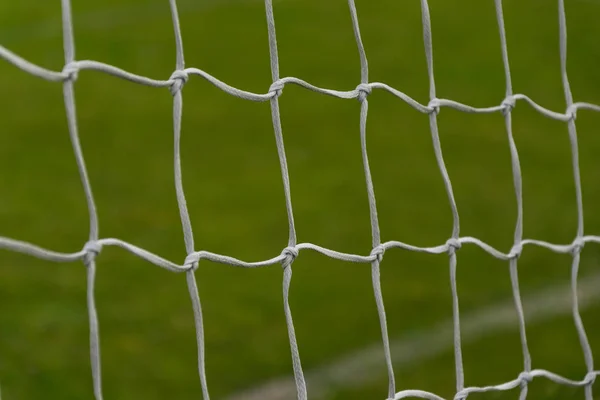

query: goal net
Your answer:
[0,0,598,399]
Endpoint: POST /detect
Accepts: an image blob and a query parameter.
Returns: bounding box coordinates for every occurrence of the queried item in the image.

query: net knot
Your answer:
[508,242,523,259]
[82,240,102,266]
[584,371,597,385]
[62,62,79,82]
[356,83,371,102]
[501,96,516,115]
[446,238,461,254]
[281,246,298,268]
[427,98,441,115]
[269,80,284,98]
[571,237,585,255]
[169,69,189,96]
[453,391,468,400]
[518,371,533,384]
[566,104,577,122]
[370,244,386,263]
[184,252,200,272]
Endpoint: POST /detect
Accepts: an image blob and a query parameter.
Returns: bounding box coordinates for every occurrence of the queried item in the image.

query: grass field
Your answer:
[1,0,600,399]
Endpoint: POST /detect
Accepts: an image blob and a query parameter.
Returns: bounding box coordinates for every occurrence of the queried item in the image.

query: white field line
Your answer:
[225,270,600,400]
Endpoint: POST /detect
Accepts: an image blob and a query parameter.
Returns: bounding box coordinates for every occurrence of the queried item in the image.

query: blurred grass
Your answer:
[332,303,600,400]
[0,0,599,399]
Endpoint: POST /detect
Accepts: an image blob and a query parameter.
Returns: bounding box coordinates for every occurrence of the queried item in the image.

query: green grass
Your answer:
[1,0,599,399]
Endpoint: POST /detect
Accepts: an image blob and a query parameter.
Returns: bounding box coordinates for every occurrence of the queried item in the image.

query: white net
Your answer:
[0,0,599,399]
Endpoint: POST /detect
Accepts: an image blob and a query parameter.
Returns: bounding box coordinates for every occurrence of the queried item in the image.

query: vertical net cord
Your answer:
[264,2,306,399]
[558,2,595,399]
[495,2,532,400]
[419,0,464,393]
[168,1,210,399]
[61,1,103,399]
[347,1,395,399]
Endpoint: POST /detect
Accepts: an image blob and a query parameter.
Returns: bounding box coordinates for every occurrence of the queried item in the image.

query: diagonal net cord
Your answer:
[558,2,596,400]
[60,0,103,399]
[418,0,464,395]
[264,1,306,400]
[167,0,211,399]
[347,1,395,398]
[0,0,599,399]
[494,2,532,400]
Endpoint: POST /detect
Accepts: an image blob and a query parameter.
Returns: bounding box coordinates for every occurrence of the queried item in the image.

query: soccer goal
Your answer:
[0,0,598,399]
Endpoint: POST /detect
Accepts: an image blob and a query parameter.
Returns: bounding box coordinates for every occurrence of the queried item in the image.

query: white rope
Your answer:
[557,2,596,400]
[348,1,395,398]
[418,0,465,394]
[0,0,598,399]
[494,2,531,399]
[59,0,103,398]
[263,1,306,399]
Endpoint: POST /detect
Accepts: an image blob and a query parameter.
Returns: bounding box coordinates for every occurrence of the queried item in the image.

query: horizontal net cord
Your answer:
[2,234,600,272]
[2,46,600,121]
[394,370,599,400]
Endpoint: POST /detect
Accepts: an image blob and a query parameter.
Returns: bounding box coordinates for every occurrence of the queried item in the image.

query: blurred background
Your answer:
[1,0,600,399]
